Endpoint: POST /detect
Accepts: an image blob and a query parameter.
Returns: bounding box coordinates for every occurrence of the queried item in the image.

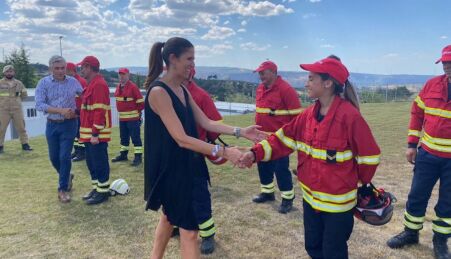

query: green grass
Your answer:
[0,102,446,258]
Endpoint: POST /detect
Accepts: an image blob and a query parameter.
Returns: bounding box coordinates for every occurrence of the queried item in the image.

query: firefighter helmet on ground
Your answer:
[354,183,397,226]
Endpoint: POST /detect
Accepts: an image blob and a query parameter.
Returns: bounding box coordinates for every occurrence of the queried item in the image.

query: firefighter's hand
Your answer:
[406,148,417,164]
[241,125,268,143]
[90,136,99,145]
[222,146,242,167]
[239,151,255,168]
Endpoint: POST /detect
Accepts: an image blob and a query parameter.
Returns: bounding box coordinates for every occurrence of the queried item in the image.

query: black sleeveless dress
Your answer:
[144,81,208,230]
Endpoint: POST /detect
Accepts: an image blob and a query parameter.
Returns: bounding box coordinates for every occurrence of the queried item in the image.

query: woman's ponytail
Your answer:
[144,42,165,89]
[343,80,360,110]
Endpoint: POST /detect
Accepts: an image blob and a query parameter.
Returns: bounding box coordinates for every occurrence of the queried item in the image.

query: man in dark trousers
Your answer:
[387,45,451,259]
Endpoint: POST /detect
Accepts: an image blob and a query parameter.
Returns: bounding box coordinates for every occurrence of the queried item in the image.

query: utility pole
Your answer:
[59,36,63,57]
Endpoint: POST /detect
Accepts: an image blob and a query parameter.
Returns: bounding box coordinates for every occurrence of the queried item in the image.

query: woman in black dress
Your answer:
[144,37,265,259]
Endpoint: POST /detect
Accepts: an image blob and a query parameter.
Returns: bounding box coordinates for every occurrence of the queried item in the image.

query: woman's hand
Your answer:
[222,146,243,166]
[241,125,268,143]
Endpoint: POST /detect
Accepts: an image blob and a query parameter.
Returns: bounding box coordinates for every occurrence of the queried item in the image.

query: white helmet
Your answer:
[110,179,130,196]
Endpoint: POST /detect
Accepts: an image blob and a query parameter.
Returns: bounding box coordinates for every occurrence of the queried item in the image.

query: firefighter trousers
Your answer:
[85,142,110,193]
[404,147,451,238]
[257,156,294,199]
[119,120,142,154]
[303,201,354,259]
[0,108,29,146]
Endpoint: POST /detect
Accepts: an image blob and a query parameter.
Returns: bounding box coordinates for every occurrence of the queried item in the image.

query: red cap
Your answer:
[435,45,451,64]
[254,61,277,72]
[76,56,100,68]
[299,58,350,85]
[118,67,129,74]
[66,62,76,72]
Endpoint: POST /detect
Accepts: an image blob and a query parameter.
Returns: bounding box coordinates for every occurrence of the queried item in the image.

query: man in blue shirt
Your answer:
[35,55,83,203]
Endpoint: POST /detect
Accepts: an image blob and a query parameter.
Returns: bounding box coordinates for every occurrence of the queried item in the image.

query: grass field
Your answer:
[0,102,447,258]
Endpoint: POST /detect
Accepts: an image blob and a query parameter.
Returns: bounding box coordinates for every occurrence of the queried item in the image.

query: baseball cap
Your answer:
[77,56,100,68]
[299,58,350,85]
[435,45,451,64]
[254,61,277,72]
[2,65,14,73]
[118,67,129,74]
[66,62,76,72]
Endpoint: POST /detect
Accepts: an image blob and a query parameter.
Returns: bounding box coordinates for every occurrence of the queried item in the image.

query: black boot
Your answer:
[112,151,128,162]
[278,198,294,214]
[252,193,275,203]
[200,236,215,255]
[72,147,86,162]
[82,189,97,201]
[85,191,109,205]
[387,229,419,248]
[433,234,449,259]
[22,143,33,151]
[131,154,142,167]
[0,146,3,154]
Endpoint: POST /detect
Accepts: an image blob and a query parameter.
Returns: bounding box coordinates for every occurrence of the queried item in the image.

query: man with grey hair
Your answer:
[0,65,32,153]
[35,55,83,203]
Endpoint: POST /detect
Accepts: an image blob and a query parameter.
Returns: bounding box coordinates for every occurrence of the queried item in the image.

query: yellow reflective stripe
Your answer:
[80,133,111,139]
[425,106,451,119]
[432,224,451,234]
[261,182,275,193]
[281,189,295,199]
[300,182,357,204]
[256,107,302,115]
[82,103,111,110]
[438,217,451,225]
[79,127,111,133]
[404,211,425,223]
[275,128,296,151]
[0,93,10,96]
[423,132,451,146]
[302,190,356,213]
[297,141,353,162]
[119,110,139,115]
[355,154,380,165]
[94,124,105,129]
[97,181,110,187]
[421,137,451,153]
[199,218,214,230]
[134,146,143,154]
[404,219,423,230]
[136,98,144,103]
[415,96,425,110]
[408,130,421,137]
[260,140,272,161]
[116,97,135,101]
[120,146,129,151]
[119,114,140,119]
[199,226,216,238]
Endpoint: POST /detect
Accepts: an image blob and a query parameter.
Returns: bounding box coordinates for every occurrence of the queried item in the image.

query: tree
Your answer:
[2,44,35,88]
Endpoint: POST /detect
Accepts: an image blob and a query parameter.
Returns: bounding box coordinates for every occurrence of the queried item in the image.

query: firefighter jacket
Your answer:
[252,96,381,213]
[114,80,144,121]
[74,74,88,111]
[0,78,27,112]
[255,76,302,133]
[408,75,451,158]
[186,81,222,142]
[79,74,112,143]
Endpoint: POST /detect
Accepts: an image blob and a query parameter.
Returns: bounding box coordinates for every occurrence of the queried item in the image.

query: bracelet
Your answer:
[233,127,241,139]
[211,144,220,157]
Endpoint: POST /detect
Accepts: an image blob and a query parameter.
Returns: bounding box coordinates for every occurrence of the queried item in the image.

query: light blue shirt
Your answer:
[35,75,83,120]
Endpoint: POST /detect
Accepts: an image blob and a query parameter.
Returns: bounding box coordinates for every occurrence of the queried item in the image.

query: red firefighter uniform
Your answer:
[74,74,88,111]
[252,96,381,213]
[255,75,302,133]
[72,73,88,160]
[408,74,451,158]
[186,80,222,243]
[79,74,112,143]
[114,80,144,122]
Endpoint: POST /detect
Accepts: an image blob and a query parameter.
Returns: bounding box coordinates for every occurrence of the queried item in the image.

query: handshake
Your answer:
[221,146,257,169]
[60,108,78,119]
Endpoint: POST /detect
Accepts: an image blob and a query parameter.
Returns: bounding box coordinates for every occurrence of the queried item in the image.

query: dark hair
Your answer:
[144,37,194,89]
[319,73,360,110]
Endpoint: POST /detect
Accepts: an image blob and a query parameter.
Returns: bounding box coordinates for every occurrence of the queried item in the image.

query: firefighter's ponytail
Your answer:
[343,80,360,110]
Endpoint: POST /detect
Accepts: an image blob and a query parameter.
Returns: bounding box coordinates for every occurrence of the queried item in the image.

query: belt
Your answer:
[47,118,75,123]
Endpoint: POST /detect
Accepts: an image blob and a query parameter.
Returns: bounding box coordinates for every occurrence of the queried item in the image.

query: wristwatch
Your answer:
[233,127,241,139]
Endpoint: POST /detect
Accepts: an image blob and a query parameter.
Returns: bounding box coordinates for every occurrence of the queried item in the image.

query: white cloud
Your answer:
[240,42,271,51]
[237,1,293,16]
[302,13,317,19]
[241,20,248,26]
[201,26,235,40]
[196,44,233,57]
[237,28,246,33]
[440,35,448,39]
[383,53,399,58]
[224,20,230,25]
[320,44,335,49]
[309,0,321,2]
[283,0,296,2]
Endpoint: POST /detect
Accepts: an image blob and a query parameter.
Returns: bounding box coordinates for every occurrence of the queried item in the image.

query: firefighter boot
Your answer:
[252,193,275,203]
[112,151,128,162]
[72,147,86,162]
[131,153,142,167]
[22,143,33,151]
[387,229,419,248]
[278,198,294,214]
[200,236,215,255]
[433,234,449,259]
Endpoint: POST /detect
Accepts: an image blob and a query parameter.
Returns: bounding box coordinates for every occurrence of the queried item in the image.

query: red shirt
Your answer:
[79,74,112,143]
[114,80,144,121]
[187,81,222,142]
[252,96,380,213]
[255,76,302,132]
[408,75,451,158]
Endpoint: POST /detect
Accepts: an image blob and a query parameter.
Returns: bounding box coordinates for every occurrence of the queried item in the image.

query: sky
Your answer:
[0,0,449,75]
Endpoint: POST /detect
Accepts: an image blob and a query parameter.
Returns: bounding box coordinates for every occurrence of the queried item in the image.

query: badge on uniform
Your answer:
[326,150,337,163]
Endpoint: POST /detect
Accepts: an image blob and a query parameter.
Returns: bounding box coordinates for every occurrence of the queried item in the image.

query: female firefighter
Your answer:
[240,57,381,258]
